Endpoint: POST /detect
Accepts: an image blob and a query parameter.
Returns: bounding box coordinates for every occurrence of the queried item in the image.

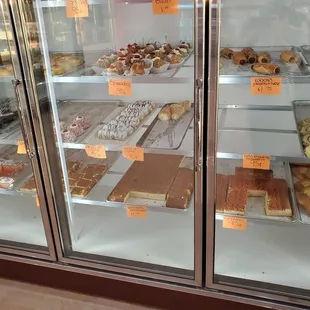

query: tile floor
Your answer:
[0,277,157,310]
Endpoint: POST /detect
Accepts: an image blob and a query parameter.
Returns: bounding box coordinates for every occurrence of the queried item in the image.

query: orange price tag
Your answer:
[35,195,40,207]
[223,216,247,230]
[122,146,144,161]
[243,154,270,170]
[251,77,282,95]
[66,0,89,18]
[85,145,106,159]
[152,0,179,14]
[126,205,147,218]
[17,141,27,154]
[108,79,132,96]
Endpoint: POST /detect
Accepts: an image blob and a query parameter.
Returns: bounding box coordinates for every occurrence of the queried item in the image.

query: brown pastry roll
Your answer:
[241,47,254,54]
[246,52,257,64]
[220,48,234,59]
[251,63,280,75]
[257,52,271,63]
[171,103,185,120]
[158,106,171,121]
[232,52,247,65]
[280,50,297,63]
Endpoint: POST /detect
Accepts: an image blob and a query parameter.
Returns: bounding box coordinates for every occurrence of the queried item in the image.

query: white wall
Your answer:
[220,0,310,47]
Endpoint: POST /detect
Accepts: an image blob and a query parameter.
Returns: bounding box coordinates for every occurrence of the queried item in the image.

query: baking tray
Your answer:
[292,100,310,158]
[57,100,121,144]
[300,45,310,65]
[216,159,296,222]
[136,103,194,149]
[84,102,158,147]
[220,46,309,77]
[288,163,310,225]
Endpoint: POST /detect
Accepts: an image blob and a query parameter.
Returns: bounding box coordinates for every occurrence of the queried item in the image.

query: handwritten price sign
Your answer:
[66,0,88,18]
[223,216,247,230]
[122,146,144,161]
[17,141,27,154]
[85,145,106,159]
[152,0,179,14]
[108,79,132,96]
[243,154,270,170]
[251,77,282,95]
[126,205,147,218]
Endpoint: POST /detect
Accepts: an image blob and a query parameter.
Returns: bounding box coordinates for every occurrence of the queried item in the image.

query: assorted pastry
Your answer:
[98,100,155,141]
[0,64,13,76]
[45,53,84,76]
[216,168,292,217]
[53,116,91,143]
[298,118,310,157]
[0,159,24,190]
[158,100,191,121]
[291,165,310,216]
[220,47,299,75]
[95,41,192,76]
[108,154,193,209]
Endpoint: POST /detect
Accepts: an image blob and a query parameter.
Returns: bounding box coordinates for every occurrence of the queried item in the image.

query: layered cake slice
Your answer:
[216,174,230,213]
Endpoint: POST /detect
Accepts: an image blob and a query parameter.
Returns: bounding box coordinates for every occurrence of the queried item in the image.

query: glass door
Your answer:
[207,0,310,307]
[16,0,204,284]
[0,0,56,259]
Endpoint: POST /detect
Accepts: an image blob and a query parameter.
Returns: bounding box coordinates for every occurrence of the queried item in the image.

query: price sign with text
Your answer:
[108,79,132,96]
[243,154,270,170]
[251,77,282,95]
[122,146,144,161]
[152,0,179,14]
[126,205,147,218]
[223,216,247,230]
[35,195,40,207]
[17,141,27,154]
[66,0,89,18]
[85,145,106,159]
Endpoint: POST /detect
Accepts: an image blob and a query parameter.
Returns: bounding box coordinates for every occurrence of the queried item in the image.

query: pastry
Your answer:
[68,123,84,137]
[166,168,194,209]
[280,50,297,64]
[299,118,310,127]
[257,52,271,63]
[291,166,306,180]
[0,177,14,189]
[51,64,65,75]
[130,53,143,63]
[108,154,183,202]
[163,43,172,54]
[241,47,254,54]
[1,160,23,175]
[130,61,145,75]
[20,177,36,192]
[246,52,257,64]
[153,57,165,68]
[168,54,183,64]
[146,52,156,60]
[0,68,12,76]
[251,63,280,75]
[235,167,273,179]
[61,129,77,143]
[144,43,155,54]
[68,56,83,67]
[181,100,191,111]
[176,47,188,56]
[305,146,310,158]
[154,50,165,60]
[96,57,110,68]
[74,116,90,129]
[296,192,310,215]
[107,61,125,75]
[300,124,310,136]
[216,174,230,213]
[171,103,185,120]
[220,48,234,59]
[232,52,247,65]
[158,106,171,121]
[117,48,128,57]
[302,134,310,146]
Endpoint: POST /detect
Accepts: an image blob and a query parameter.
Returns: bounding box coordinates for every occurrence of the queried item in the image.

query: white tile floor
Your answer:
[0,278,157,310]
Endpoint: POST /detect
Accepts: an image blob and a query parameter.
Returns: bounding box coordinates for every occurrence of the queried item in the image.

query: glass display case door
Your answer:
[0,0,57,260]
[12,0,205,285]
[206,0,310,308]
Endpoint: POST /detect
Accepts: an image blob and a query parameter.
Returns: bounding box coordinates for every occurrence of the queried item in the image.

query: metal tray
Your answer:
[136,103,194,149]
[216,159,296,222]
[220,46,309,77]
[57,100,121,144]
[84,102,158,147]
[300,45,310,65]
[291,100,310,158]
[288,163,310,224]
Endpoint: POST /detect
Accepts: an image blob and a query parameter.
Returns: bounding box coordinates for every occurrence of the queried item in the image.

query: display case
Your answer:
[0,0,56,260]
[206,0,310,307]
[6,0,204,285]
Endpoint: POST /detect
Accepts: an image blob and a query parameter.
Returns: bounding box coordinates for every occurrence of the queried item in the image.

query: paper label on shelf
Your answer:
[17,141,27,154]
[122,146,144,161]
[152,0,179,14]
[108,79,132,96]
[243,154,270,170]
[85,145,106,159]
[223,216,247,230]
[251,77,282,95]
[35,195,40,207]
[66,0,89,18]
[126,205,147,218]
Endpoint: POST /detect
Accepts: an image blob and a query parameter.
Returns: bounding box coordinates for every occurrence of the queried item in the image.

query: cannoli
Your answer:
[158,106,171,121]
[280,50,297,63]
[257,52,271,63]
[232,52,247,65]
[251,63,280,75]
[220,48,234,59]
[170,103,185,120]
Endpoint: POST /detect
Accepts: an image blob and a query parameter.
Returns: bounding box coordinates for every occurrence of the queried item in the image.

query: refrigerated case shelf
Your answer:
[40,0,104,7]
